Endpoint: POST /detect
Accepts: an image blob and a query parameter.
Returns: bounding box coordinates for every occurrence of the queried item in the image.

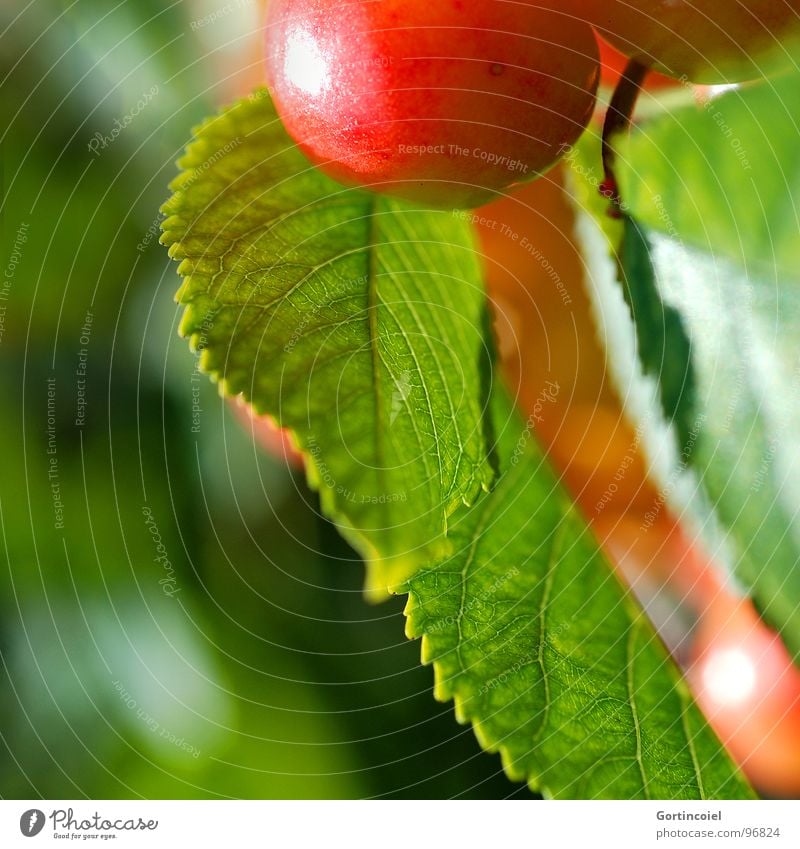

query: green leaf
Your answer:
[160,91,495,596]
[616,70,800,279]
[644,236,800,660]
[159,90,755,800]
[619,216,696,450]
[567,137,800,660]
[402,392,754,799]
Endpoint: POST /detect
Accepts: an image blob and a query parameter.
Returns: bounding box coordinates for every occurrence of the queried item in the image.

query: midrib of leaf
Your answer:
[366,195,389,513]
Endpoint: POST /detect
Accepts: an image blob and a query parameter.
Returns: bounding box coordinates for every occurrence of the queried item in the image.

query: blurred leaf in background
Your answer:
[0,0,522,799]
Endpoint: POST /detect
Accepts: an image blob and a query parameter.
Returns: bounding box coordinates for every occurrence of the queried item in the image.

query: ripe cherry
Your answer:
[688,594,800,797]
[575,0,800,83]
[231,398,305,470]
[264,0,599,208]
[476,166,658,518]
[597,35,675,91]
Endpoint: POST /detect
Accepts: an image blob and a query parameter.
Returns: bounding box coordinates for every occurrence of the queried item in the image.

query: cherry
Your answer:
[574,0,800,83]
[264,0,599,208]
[688,594,800,797]
[476,167,658,518]
[231,398,305,470]
[597,35,675,91]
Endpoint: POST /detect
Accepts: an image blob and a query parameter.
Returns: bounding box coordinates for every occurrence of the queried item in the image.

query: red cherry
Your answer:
[688,594,800,797]
[476,168,662,519]
[597,34,676,90]
[576,0,800,83]
[231,397,305,470]
[264,0,599,208]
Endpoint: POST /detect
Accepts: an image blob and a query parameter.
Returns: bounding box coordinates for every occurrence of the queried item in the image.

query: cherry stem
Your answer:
[601,59,649,217]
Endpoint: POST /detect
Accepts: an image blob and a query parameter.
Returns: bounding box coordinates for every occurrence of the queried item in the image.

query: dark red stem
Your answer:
[601,59,649,217]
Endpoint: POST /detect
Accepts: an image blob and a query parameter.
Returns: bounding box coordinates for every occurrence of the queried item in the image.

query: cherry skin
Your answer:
[688,594,800,798]
[597,35,675,91]
[573,0,800,83]
[231,398,305,470]
[264,0,599,208]
[476,167,659,518]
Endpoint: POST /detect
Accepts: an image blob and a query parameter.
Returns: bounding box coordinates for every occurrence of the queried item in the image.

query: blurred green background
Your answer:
[0,0,527,798]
